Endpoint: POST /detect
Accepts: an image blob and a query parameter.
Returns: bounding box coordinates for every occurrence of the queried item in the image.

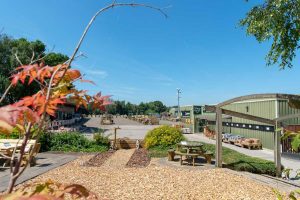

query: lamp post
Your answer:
[177,88,181,119]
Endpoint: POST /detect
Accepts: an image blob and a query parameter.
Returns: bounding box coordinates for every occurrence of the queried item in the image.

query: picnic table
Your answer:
[0,143,22,168]
[0,139,40,168]
[175,141,213,166]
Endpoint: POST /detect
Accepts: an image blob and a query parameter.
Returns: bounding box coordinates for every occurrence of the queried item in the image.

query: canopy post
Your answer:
[215,107,223,168]
[274,121,282,177]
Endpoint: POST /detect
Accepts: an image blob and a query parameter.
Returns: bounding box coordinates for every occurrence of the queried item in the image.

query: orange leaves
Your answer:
[68,91,111,111]
[0,105,39,134]
[65,69,81,80]
[79,79,95,85]
[69,90,90,110]
[91,92,112,111]
[15,93,65,116]
[5,61,111,135]
[10,64,76,86]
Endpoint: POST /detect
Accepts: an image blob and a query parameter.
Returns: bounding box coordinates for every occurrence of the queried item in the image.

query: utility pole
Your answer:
[177,88,181,119]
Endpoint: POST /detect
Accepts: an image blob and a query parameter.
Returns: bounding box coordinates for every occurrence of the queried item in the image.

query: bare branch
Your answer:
[30,51,35,64]
[6,122,32,193]
[14,53,23,66]
[45,2,168,103]
[0,83,13,104]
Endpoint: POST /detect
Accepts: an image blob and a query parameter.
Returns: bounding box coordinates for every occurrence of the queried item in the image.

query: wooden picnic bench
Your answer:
[175,141,213,166]
[0,139,40,168]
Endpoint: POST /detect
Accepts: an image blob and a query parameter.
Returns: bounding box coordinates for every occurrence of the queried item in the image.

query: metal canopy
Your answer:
[212,93,300,177]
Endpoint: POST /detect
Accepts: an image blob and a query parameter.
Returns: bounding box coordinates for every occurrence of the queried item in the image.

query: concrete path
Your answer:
[0,153,78,192]
[185,133,300,184]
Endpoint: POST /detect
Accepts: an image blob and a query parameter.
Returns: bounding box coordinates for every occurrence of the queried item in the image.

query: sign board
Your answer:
[194,106,202,115]
[181,111,190,117]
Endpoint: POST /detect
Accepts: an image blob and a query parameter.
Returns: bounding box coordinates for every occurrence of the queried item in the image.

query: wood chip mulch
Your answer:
[84,150,115,167]
[126,148,150,168]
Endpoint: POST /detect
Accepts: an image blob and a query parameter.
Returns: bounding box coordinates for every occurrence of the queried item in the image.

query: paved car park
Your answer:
[83,116,159,139]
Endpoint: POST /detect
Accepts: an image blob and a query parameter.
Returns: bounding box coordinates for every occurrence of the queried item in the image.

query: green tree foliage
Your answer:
[0,34,69,105]
[240,0,300,69]
[102,100,168,115]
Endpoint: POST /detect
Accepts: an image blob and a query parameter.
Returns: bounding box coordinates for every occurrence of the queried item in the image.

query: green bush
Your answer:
[93,129,110,146]
[40,132,108,153]
[0,128,21,139]
[144,125,185,148]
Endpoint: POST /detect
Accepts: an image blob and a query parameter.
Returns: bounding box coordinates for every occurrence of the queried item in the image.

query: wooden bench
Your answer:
[175,151,199,166]
[175,145,213,166]
[0,139,40,167]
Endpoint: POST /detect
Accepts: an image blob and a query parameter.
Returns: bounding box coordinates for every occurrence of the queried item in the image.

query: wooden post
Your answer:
[113,127,120,150]
[215,107,223,168]
[274,121,282,177]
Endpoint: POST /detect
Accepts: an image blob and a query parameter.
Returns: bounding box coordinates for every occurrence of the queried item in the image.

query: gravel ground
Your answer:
[24,155,276,200]
[101,149,135,169]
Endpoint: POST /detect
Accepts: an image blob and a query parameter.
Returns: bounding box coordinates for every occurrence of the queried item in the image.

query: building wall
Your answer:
[169,105,202,132]
[222,99,276,149]
[278,100,300,125]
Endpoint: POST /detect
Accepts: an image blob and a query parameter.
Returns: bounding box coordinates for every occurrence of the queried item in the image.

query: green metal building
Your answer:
[169,105,202,132]
[206,96,300,150]
[169,96,300,150]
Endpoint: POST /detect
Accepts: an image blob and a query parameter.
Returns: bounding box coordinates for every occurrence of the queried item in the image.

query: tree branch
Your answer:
[43,2,167,120]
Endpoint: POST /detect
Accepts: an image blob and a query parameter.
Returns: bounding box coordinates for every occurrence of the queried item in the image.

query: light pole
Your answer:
[177,88,181,119]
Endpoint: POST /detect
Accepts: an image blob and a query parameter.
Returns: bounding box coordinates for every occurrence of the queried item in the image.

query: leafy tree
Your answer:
[0,34,69,105]
[148,100,167,113]
[104,100,167,115]
[240,0,300,69]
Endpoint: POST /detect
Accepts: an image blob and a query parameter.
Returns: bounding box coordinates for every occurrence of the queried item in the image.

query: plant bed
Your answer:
[126,148,150,168]
[84,150,115,167]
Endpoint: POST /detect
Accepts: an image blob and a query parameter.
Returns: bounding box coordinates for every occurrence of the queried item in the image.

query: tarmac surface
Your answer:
[83,116,160,139]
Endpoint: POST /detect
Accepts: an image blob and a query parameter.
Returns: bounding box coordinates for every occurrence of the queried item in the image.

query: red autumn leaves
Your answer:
[11,63,81,86]
[0,63,111,135]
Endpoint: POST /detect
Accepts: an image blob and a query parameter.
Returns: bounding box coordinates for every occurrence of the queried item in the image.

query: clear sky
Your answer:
[1,0,300,106]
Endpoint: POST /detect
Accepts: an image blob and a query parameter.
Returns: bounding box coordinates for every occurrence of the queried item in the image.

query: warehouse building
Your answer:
[171,94,300,156]
[169,105,202,133]
[202,94,300,155]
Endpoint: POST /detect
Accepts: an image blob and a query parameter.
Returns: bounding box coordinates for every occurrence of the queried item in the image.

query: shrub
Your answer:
[40,131,108,152]
[0,128,21,139]
[144,125,185,148]
[93,129,110,146]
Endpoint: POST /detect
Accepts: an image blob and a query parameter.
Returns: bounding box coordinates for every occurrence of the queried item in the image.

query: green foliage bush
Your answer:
[93,129,110,146]
[291,134,300,151]
[0,132,19,139]
[144,125,185,148]
[40,132,108,153]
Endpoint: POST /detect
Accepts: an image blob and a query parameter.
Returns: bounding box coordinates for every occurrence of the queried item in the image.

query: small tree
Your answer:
[240,0,300,69]
[0,1,167,195]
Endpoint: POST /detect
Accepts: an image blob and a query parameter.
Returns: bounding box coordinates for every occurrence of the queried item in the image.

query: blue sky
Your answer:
[1,0,300,106]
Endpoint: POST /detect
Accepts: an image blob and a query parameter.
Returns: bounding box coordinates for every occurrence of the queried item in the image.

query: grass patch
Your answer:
[148,145,176,158]
[148,142,276,176]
